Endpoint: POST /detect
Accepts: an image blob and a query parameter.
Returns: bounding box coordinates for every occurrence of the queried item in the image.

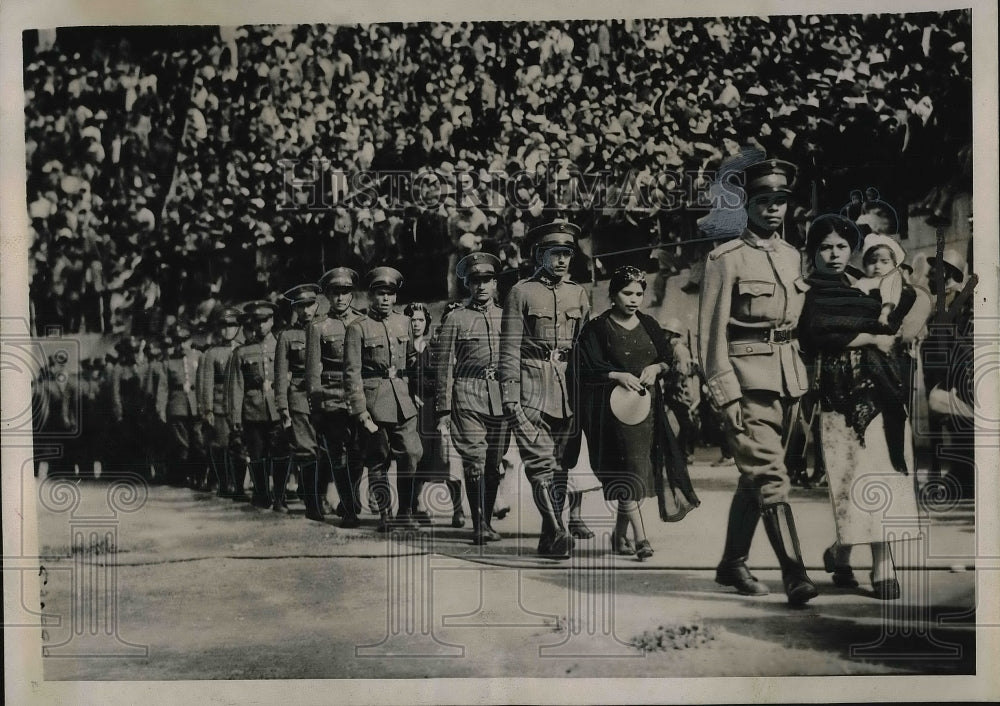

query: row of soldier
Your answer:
[32,223,611,552]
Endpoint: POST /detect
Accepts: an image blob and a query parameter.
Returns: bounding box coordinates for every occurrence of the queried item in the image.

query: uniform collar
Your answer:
[533,268,564,288]
[467,299,496,313]
[741,229,778,252]
[367,308,391,322]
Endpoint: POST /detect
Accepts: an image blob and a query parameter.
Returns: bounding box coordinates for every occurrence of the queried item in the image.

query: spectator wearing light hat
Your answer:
[305,267,366,526]
[698,158,817,605]
[499,221,591,558]
[198,306,245,498]
[344,267,424,532]
[273,284,322,514]
[227,300,284,509]
[435,252,511,544]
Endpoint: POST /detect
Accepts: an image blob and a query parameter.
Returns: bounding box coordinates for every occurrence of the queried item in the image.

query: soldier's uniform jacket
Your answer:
[198,339,240,417]
[275,322,310,415]
[435,300,504,417]
[344,310,417,422]
[697,230,810,408]
[499,269,591,418]
[38,369,78,433]
[226,332,280,424]
[161,350,200,418]
[111,361,146,421]
[304,308,364,413]
[142,358,167,423]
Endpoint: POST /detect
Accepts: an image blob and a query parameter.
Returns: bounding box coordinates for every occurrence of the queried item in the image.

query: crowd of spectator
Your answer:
[25,12,972,335]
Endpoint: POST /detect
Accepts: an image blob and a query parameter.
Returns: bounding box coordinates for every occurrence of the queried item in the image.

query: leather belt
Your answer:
[525,348,571,363]
[728,326,797,344]
[456,365,498,380]
[362,369,404,380]
[320,371,342,383]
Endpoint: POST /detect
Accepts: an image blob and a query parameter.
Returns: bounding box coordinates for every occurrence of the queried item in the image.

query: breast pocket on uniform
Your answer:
[242,360,264,387]
[737,280,776,319]
[560,307,583,343]
[321,334,344,360]
[289,341,306,366]
[527,305,556,340]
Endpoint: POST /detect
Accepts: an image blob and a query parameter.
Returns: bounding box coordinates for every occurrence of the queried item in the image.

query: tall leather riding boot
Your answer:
[300,460,325,521]
[761,502,818,605]
[318,463,334,515]
[231,458,249,500]
[330,458,360,526]
[394,476,419,529]
[532,479,573,558]
[446,478,465,528]
[370,468,393,533]
[715,486,768,595]
[249,461,271,508]
[271,458,292,513]
[484,474,501,535]
[465,474,486,544]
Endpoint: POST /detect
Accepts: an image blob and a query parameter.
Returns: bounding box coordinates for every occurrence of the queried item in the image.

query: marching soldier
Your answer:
[344,266,424,532]
[499,221,591,558]
[37,350,79,478]
[76,358,104,479]
[275,284,322,515]
[227,301,285,509]
[697,158,817,605]
[305,268,366,525]
[142,335,169,484]
[198,306,243,497]
[160,322,205,488]
[435,252,511,544]
[110,337,148,480]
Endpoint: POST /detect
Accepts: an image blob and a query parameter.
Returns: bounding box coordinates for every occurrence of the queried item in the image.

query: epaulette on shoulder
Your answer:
[707,238,744,260]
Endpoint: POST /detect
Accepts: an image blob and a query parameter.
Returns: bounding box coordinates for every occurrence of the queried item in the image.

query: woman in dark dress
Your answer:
[405,302,465,527]
[798,216,922,600]
[572,266,700,560]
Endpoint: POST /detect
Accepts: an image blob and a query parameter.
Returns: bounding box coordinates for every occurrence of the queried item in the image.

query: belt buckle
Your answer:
[484,367,497,380]
[549,349,563,364]
[388,365,397,378]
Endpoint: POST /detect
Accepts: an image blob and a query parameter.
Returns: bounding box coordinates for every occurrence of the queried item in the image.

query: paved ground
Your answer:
[32,444,976,681]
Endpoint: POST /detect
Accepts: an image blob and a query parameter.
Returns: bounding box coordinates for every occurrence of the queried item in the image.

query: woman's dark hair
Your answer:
[805,215,861,259]
[608,265,647,298]
[404,302,432,331]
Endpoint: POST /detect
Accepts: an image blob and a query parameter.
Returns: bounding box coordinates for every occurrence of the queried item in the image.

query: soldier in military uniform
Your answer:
[198,307,243,497]
[275,284,321,515]
[499,221,591,558]
[344,267,424,532]
[108,338,145,479]
[697,159,817,605]
[435,252,511,544]
[305,268,366,525]
[159,322,205,488]
[142,335,169,484]
[37,350,79,478]
[227,301,285,509]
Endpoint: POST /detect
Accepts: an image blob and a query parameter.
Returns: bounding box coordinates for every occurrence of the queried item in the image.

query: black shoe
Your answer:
[823,546,859,588]
[715,563,769,596]
[339,516,361,529]
[493,506,510,520]
[305,511,325,523]
[538,530,573,558]
[482,525,502,542]
[871,572,901,600]
[610,530,635,556]
[568,519,595,540]
[681,282,700,294]
[272,502,290,514]
[635,539,654,561]
[451,511,466,529]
